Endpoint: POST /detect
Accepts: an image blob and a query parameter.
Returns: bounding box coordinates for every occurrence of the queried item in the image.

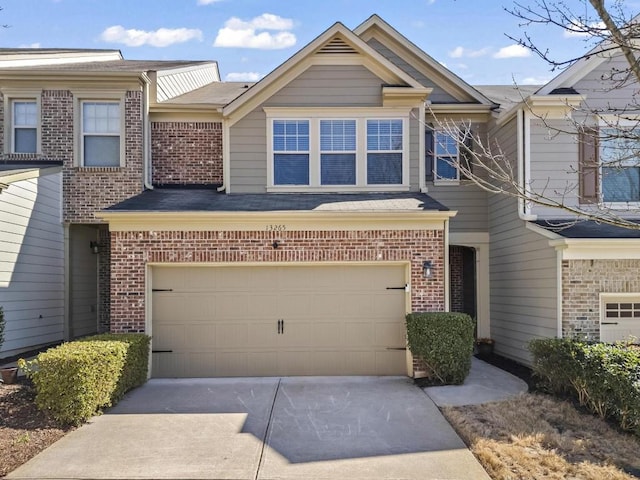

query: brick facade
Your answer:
[151,122,223,186]
[562,259,640,340]
[449,246,464,313]
[109,229,446,333]
[98,225,111,332]
[64,90,144,223]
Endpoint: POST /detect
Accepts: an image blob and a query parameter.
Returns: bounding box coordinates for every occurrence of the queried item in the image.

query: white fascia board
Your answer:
[550,238,640,259]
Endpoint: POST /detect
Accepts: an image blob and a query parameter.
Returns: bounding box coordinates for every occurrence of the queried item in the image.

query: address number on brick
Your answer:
[266,224,287,232]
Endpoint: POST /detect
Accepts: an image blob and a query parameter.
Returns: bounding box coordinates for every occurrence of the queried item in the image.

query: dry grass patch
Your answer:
[443,393,640,480]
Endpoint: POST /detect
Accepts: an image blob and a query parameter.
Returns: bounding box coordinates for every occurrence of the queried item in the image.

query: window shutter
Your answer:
[579,127,599,204]
[460,131,473,180]
[425,129,434,182]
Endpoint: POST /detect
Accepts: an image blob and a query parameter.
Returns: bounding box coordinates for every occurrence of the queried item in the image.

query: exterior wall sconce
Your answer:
[90,241,100,254]
[272,240,280,249]
[423,260,433,279]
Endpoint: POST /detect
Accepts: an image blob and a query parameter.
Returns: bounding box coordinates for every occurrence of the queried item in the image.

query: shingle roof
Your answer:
[1,59,213,73]
[161,82,253,106]
[534,219,640,238]
[474,85,541,108]
[106,189,450,213]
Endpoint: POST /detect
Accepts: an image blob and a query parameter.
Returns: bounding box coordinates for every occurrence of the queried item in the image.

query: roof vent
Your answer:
[317,37,358,55]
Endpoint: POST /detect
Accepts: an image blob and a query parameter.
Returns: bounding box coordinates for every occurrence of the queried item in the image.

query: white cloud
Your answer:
[197,0,222,4]
[563,20,606,38]
[19,42,41,48]
[448,46,490,58]
[493,44,531,59]
[100,25,203,47]
[213,13,296,49]
[225,72,263,81]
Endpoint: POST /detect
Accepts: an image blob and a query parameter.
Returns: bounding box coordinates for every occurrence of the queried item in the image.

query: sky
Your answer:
[1,0,637,86]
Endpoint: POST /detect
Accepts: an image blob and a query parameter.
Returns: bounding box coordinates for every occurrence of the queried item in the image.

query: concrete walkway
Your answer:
[8,376,490,480]
[424,357,529,407]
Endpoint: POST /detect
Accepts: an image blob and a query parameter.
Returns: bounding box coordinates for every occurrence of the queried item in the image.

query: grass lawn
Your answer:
[444,393,640,480]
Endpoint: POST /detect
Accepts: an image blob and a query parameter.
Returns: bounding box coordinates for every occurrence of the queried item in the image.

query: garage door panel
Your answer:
[153,324,186,351]
[152,264,408,377]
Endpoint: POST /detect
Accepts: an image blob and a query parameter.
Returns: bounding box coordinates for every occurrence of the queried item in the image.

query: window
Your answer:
[434,131,459,181]
[366,119,403,185]
[12,100,38,153]
[320,120,356,185]
[273,120,309,185]
[81,101,121,167]
[600,127,640,203]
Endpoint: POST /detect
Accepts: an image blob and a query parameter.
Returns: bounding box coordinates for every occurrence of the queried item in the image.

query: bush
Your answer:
[406,312,474,385]
[19,333,150,425]
[529,338,640,436]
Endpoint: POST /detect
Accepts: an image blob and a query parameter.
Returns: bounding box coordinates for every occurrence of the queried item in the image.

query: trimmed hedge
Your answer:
[406,312,474,385]
[530,338,640,435]
[19,333,150,425]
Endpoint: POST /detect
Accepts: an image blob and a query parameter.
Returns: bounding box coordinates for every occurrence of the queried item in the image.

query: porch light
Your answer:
[423,261,433,279]
[90,241,100,254]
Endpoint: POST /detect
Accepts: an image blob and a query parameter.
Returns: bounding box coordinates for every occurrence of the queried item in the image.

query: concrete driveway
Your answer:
[8,377,490,480]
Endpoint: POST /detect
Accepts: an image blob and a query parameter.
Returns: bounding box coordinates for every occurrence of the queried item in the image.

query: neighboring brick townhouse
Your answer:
[1,15,640,376]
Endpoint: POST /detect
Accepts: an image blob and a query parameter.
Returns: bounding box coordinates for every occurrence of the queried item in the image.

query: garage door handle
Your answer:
[152,350,173,353]
[386,347,407,350]
[601,322,619,325]
[152,289,173,292]
[386,284,409,292]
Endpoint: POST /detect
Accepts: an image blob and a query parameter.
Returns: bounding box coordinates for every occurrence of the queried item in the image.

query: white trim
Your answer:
[0,165,61,184]
[524,221,563,240]
[2,89,42,154]
[265,110,411,191]
[72,89,127,168]
[551,238,640,259]
[432,129,460,185]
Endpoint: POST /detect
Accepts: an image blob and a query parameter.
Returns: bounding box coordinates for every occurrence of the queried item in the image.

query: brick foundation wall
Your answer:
[109,229,446,333]
[562,259,640,340]
[151,122,223,185]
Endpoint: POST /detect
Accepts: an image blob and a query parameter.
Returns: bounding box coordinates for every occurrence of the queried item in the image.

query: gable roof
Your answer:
[222,21,431,123]
[354,15,495,106]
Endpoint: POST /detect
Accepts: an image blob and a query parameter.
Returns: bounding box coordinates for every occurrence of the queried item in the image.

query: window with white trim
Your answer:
[273,120,309,185]
[12,100,38,154]
[320,119,356,185]
[434,130,459,182]
[268,113,407,190]
[600,127,640,203]
[81,101,121,167]
[366,119,403,185]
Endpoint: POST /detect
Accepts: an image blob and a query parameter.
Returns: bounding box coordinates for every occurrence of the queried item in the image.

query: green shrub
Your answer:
[77,333,150,402]
[19,333,150,425]
[529,338,640,436]
[406,312,474,385]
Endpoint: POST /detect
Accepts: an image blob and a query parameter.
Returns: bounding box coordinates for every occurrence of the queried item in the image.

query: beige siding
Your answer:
[265,65,383,107]
[0,174,64,356]
[366,38,459,103]
[488,118,558,365]
[69,225,98,339]
[574,55,639,112]
[428,185,488,232]
[529,118,580,218]
[230,109,267,193]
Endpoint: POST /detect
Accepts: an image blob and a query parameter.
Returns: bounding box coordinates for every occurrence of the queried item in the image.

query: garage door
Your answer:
[151,264,408,377]
[601,296,640,343]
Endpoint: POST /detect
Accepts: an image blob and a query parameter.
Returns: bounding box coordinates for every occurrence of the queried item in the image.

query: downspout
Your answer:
[217,114,230,193]
[518,108,536,221]
[141,74,153,190]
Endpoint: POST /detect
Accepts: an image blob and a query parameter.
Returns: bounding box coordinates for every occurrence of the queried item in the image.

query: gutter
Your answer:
[518,108,537,221]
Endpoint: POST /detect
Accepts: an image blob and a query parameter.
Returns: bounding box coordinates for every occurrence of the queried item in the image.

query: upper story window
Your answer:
[81,101,121,167]
[321,120,356,185]
[12,100,38,153]
[273,120,309,185]
[366,119,403,185]
[425,127,472,185]
[267,110,408,191]
[600,127,640,203]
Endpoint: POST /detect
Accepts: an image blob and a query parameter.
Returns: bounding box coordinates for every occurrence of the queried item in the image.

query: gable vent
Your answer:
[317,37,359,55]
